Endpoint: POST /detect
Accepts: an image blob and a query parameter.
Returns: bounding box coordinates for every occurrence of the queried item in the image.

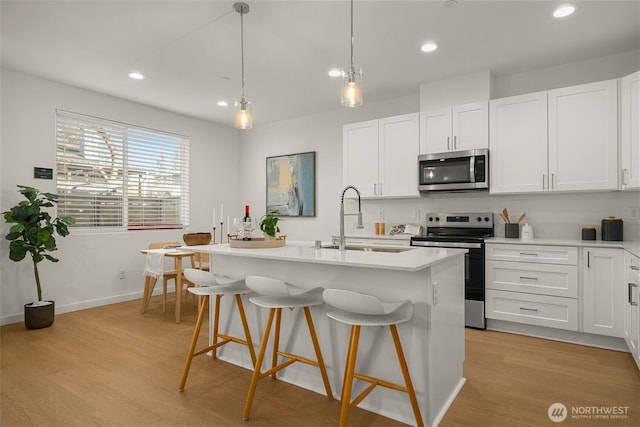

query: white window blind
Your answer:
[56,110,189,230]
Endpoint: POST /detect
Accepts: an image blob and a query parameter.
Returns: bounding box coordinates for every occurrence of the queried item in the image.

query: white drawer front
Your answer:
[486,244,577,265]
[486,260,578,298]
[486,289,578,331]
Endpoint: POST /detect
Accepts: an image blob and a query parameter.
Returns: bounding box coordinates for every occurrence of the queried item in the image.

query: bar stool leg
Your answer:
[390,324,424,427]
[271,308,282,379]
[339,325,361,427]
[212,295,222,360]
[243,308,277,421]
[179,296,210,391]
[235,295,257,366]
[303,307,333,400]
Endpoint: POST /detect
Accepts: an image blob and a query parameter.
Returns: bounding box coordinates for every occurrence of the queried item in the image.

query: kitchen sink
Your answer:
[319,244,412,253]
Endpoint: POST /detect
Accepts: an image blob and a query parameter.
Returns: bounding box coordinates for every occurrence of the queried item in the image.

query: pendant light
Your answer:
[234,2,252,129]
[341,0,362,108]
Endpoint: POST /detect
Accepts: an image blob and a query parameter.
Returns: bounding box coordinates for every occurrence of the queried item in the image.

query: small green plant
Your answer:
[259,210,281,238]
[3,185,75,302]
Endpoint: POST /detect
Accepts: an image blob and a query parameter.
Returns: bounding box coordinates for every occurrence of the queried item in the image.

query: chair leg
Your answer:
[141,276,158,314]
[303,307,333,400]
[235,295,257,366]
[243,308,277,420]
[162,277,169,313]
[179,296,210,391]
[339,325,361,427]
[390,324,424,427]
[271,308,282,379]
[212,295,222,360]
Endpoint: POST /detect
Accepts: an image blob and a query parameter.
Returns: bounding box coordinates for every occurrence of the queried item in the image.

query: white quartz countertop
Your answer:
[181,240,466,272]
[486,237,640,258]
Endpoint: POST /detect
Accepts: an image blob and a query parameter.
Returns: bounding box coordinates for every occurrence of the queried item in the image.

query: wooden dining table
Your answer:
[140,248,195,323]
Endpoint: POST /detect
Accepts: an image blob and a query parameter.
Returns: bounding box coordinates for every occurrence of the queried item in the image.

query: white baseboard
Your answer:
[0,285,176,326]
[486,319,629,352]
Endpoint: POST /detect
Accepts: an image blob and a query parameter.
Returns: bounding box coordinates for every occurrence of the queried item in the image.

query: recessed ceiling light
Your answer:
[421,42,438,53]
[443,0,458,8]
[128,71,145,80]
[328,68,342,78]
[216,100,229,107]
[553,5,575,18]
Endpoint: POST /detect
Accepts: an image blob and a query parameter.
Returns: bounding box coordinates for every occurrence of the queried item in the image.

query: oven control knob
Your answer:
[476,216,482,222]
[428,217,433,222]
[484,217,490,222]
[435,217,440,222]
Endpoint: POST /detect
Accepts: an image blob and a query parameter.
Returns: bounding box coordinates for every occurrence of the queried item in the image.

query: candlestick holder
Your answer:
[212,227,216,244]
[220,222,224,245]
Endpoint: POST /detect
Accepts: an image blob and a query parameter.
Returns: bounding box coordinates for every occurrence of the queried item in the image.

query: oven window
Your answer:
[421,158,471,185]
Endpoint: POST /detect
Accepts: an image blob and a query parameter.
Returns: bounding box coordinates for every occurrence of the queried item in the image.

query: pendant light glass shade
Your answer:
[234,2,252,129]
[341,65,362,108]
[234,98,253,129]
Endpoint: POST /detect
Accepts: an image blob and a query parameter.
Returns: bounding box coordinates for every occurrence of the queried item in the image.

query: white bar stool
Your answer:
[242,275,333,420]
[322,289,424,427]
[179,268,257,391]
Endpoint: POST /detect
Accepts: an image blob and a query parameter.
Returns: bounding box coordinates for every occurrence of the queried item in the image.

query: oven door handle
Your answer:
[411,241,482,249]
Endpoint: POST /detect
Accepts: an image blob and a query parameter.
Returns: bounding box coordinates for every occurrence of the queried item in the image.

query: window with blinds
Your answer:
[56,110,190,230]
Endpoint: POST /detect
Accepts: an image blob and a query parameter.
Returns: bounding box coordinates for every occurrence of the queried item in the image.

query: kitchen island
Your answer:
[183,241,466,427]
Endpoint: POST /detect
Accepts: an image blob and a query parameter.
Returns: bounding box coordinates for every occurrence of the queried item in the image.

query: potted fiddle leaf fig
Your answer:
[259,209,281,239]
[3,185,75,329]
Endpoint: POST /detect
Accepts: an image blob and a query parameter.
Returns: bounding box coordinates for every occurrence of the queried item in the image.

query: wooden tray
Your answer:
[228,236,286,249]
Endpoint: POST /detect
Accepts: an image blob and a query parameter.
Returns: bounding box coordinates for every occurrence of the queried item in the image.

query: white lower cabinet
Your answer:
[582,248,624,338]
[624,251,640,369]
[486,244,578,331]
[486,289,578,331]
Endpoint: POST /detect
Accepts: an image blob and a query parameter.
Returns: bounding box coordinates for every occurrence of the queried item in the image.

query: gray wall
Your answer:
[0,69,241,324]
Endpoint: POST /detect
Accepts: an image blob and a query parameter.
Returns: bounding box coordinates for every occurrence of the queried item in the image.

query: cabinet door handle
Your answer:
[519,252,538,257]
[519,276,538,281]
[373,183,377,195]
[379,182,383,195]
[542,174,546,190]
[447,136,450,151]
[587,251,590,268]
[630,265,639,271]
[453,136,457,150]
[622,169,629,186]
[519,307,539,312]
[629,283,639,306]
[551,173,556,189]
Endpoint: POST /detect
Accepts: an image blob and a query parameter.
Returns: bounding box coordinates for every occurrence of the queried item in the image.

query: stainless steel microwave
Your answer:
[418,148,489,192]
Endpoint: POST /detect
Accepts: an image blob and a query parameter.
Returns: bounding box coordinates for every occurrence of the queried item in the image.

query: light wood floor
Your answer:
[1,295,639,426]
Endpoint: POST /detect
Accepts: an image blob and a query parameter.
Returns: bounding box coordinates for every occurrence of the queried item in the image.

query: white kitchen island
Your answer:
[183,241,466,427]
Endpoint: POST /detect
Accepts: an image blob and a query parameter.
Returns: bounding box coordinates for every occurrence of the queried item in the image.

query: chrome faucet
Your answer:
[340,185,364,251]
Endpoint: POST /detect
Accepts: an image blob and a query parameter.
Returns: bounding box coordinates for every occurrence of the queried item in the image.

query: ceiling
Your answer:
[1,0,639,127]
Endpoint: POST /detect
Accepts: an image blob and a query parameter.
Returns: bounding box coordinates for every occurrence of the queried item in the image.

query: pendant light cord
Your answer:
[240,9,246,100]
[349,0,354,70]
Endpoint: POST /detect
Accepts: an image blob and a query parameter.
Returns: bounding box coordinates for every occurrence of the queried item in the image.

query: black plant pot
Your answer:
[24,301,55,329]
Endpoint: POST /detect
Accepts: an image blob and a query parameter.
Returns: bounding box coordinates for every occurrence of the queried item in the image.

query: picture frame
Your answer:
[266,151,315,217]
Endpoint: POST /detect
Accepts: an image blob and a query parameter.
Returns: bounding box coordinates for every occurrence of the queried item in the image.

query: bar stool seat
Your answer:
[323,289,424,427]
[242,276,333,421]
[179,268,256,391]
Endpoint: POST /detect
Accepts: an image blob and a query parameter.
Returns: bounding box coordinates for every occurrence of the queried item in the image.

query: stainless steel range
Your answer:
[410,212,494,329]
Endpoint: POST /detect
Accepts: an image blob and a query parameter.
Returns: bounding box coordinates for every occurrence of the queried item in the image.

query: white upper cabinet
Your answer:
[490,91,548,194]
[420,102,488,154]
[343,113,419,198]
[490,79,618,194]
[548,79,618,191]
[343,120,379,198]
[621,71,640,190]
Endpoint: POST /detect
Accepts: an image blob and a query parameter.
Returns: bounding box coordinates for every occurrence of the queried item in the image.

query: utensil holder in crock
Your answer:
[505,223,520,239]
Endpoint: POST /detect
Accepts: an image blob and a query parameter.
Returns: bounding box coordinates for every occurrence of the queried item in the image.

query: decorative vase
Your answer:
[24,301,55,329]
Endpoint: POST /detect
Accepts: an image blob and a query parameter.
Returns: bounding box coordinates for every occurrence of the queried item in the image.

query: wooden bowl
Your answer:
[183,232,212,246]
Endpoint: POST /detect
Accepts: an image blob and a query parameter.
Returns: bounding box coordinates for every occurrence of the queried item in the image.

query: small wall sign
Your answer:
[34,167,53,180]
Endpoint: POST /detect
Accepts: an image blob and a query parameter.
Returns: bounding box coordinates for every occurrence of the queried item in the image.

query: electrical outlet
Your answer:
[629,206,639,220]
[432,281,439,306]
[119,269,126,280]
